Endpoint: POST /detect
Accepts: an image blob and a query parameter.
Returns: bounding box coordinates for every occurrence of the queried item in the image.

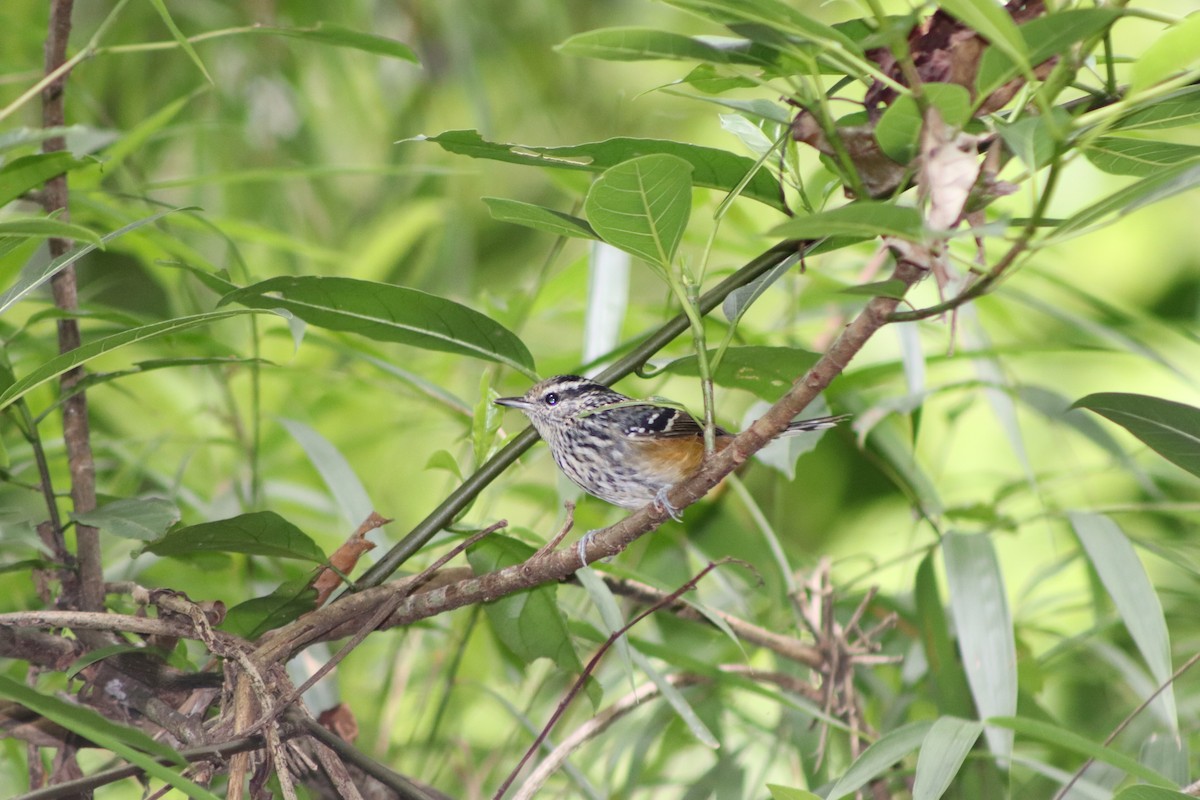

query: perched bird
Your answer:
[495,375,846,519]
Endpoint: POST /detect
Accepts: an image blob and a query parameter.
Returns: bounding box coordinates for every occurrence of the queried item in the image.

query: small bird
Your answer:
[495,375,846,519]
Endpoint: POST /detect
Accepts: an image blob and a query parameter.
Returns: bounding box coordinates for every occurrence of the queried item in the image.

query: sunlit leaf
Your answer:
[767,786,821,800]
[219,276,537,378]
[944,532,1016,760]
[1114,86,1200,131]
[1053,162,1200,239]
[912,717,983,800]
[144,511,327,563]
[976,9,1120,100]
[915,553,975,717]
[418,129,786,210]
[74,498,181,541]
[483,197,598,240]
[1072,392,1200,478]
[939,0,1029,72]
[1129,12,1200,94]
[558,28,730,62]
[0,217,102,246]
[584,154,693,268]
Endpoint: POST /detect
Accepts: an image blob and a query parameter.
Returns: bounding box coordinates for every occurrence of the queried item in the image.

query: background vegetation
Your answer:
[2,0,1200,798]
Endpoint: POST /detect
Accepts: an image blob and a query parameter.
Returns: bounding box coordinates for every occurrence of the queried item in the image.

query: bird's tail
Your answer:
[783,414,850,434]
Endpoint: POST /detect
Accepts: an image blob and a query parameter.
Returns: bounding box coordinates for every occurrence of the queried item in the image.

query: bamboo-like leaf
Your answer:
[558,27,732,63]
[0,310,262,412]
[584,154,693,268]
[0,152,88,207]
[912,717,983,800]
[0,217,102,246]
[0,675,219,800]
[219,276,537,378]
[1072,392,1200,478]
[826,721,933,800]
[256,23,418,62]
[1054,162,1200,239]
[0,207,185,317]
[1129,12,1200,94]
[989,716,1175,787]
[944,532,1016,760]
[147,0,214,84]
[1070,512,1176,730]
[279,418,374,527]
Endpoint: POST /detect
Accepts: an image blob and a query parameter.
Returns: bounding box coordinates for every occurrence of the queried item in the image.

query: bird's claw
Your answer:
[654,487,683,522]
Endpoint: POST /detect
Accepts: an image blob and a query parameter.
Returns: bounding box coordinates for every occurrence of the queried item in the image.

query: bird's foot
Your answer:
[654,487,684,522]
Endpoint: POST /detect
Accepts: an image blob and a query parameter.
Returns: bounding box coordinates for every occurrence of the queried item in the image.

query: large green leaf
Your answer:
[990,716,1175,787]
[770,202,925,241]
[219,276,536,378]
[1085,137,1200,177]
[1113,86,1200,131]
[912,717,983,800]
[1070,512,1176,731]
[0,310,262,412]
[466,535,583,674]
[0,675,219,800]
[1072,392,1200,478]
[143,510,327,563]
[875,84,972,165]
[223,578,319,640]
[943,532,1016,760]
[418,129,786,211]
[939,0,1029,73]
[661,0,862,56]
[1129,12,1200,94]
[664,346,821,402]
[826,721,933,800]
[584,154,693,268]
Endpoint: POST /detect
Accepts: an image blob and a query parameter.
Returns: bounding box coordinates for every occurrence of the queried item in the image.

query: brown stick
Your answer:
[41,0,102,613]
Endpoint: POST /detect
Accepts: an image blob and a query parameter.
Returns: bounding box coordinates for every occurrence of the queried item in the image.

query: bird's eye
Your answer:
[544,392,559,406]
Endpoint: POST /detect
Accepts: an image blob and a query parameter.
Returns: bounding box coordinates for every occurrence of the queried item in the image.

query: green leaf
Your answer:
[146,0,213,84]
[143,511,327,563]
[875,84,972,164]
[222,578,319,639]
[0,675,220,800]
[664,346,820,402]
[915,553,975,717]
[558,28,731,62]
[218,276,536,378]
[255,22,418,62]
[417,129,786,211]
[466,535,583,673]
[938,0,1029,73]
[0,309,262,412]
[989,716,1175,787]
[483,197,598,240]
[943,532,1016,760]
[1114,788,1197,800]
[74,498,181,541]
[584,154,694,268]
[661,0,863,57]
[1130,12,1200,94]
[1072,392,1200,478]
[0,207,185,317]
[0,217,103,247]
[976,9,1120,101]
[770,202,924,241]
[0,152,88,208]
[912,717,983,800]
[65,644,171,681]
[996,109,1070,170]
[1070,511,1177,729]
[1113,86,1200,131]
[766,787,821,800]
[1053,161,1200,239]
[1084,137,1200,177]
[826,721,933,800]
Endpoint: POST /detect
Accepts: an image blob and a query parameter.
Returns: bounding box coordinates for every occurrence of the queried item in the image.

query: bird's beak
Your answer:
[494,396,532,410]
